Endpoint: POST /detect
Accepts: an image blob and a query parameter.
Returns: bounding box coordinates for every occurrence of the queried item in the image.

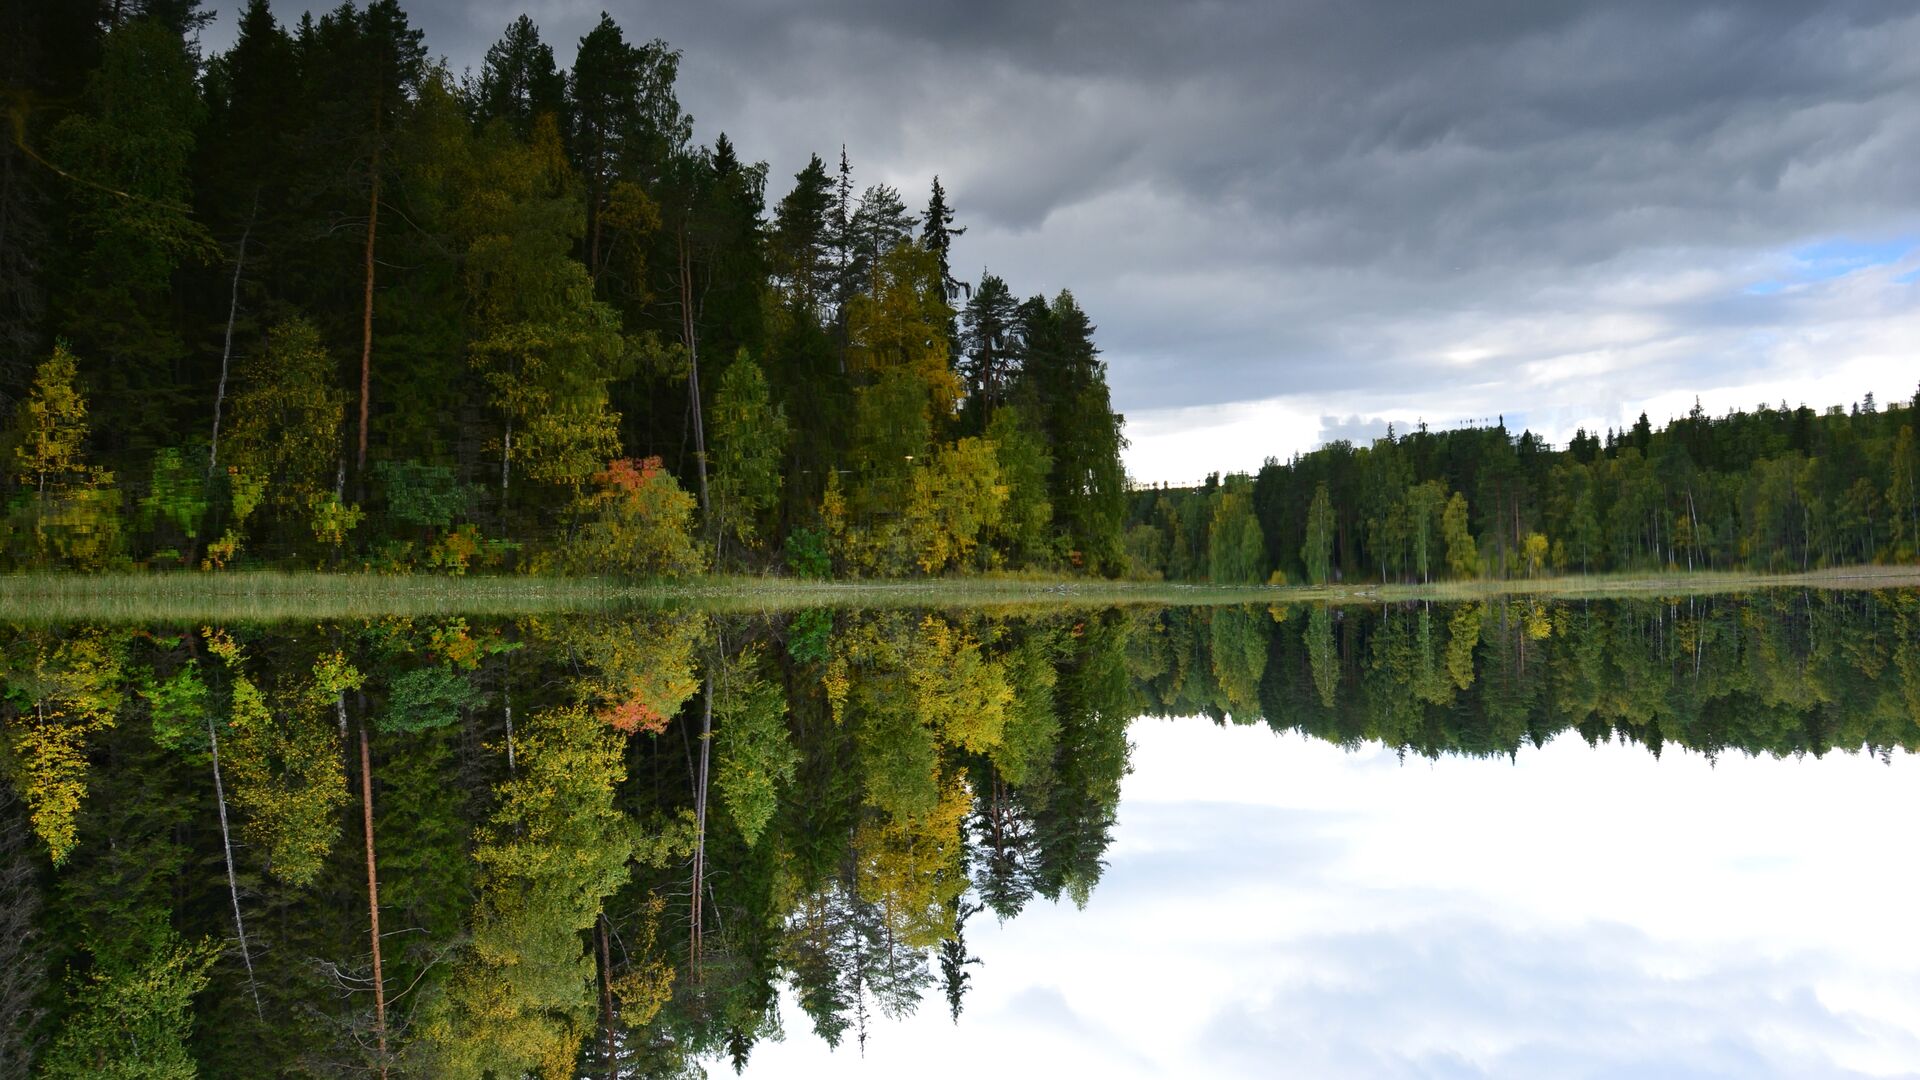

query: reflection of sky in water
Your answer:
[747,720,1920,1078]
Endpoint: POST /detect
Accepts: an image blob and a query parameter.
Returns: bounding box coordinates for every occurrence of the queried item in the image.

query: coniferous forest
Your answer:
[1,1,1129,577]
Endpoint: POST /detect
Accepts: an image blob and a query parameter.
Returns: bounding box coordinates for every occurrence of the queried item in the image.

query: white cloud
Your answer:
[743,721,1920,1078]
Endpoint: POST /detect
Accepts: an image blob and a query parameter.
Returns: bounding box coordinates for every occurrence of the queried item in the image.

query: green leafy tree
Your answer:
[1407,480,1447,583]
[985,404,1054,566]
[221,317,348,550]
[1891,425,1919,560]
[902,438,1009,574]
[714,655,798,847]
[135,447,208,562]
[459,109,629,510]
[1443,491,1480,578]
[1302,482,1334,585]
[709,353,789,555]
[39,928,219,1080]
[207,632,354,887]
[2,627,124,864]
[1209,480,1266,584]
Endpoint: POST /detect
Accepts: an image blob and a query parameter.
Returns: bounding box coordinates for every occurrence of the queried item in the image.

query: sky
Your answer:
[741,720,1920,1079]
[200,1,1920,483]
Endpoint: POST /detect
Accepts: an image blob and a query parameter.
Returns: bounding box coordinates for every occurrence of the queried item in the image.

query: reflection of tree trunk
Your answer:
[358,724,388,1077]
[597,914,616,1079]
[208,717,262,1020]
[689,671,712,980]
[503,683,515,775]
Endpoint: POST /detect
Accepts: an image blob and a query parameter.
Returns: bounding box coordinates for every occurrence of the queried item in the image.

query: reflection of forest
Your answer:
[1144,590,1920,760]
[1,590,1915,1074]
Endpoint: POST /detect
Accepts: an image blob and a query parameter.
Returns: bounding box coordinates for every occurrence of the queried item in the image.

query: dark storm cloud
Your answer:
[203,1,1920,469]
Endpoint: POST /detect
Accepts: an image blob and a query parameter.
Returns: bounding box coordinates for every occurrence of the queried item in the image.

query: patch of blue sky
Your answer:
[1744,233,1918,295]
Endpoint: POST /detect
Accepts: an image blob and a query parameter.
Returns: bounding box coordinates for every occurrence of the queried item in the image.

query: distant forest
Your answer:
[0,1,1129,575]
[1130,392,1920,585]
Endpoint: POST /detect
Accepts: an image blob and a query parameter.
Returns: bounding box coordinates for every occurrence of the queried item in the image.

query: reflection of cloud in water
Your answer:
[1199,919,1920,1079]
[747,719,1920,1079]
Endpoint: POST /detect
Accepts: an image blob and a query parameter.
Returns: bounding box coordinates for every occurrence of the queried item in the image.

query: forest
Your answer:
[0,0,1130,578]
[2,590,1916,1075]
[5,3,1916,590]
[1130,392,1920,586]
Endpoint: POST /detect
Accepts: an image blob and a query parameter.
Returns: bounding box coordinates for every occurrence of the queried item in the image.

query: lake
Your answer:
[5,590,1917,1077]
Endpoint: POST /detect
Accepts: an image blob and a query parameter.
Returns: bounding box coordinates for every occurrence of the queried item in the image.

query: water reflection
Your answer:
[2,591,1916,1075]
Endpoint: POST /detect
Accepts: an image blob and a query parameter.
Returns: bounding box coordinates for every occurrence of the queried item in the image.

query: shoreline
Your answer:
[0,565,1915,621]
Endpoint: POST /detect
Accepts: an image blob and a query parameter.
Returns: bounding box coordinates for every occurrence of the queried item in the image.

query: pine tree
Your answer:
[847,185,917,298]
[477,15,568,140]
[959,271,1020,419]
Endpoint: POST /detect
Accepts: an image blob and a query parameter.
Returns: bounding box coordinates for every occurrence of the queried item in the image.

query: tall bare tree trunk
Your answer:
[587,139,606,282]
[358,724,388,1077]
[679,227,710,521]
[208,718,262,1020]
[499,419,511,524]
[358,141,381,477]
[209,196,254,478]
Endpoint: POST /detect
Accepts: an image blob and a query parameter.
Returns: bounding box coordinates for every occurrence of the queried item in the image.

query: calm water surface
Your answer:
[4,591,1917,1077]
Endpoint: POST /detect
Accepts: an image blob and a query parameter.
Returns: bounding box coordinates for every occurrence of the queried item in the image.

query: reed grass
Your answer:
[0,564,1914,623]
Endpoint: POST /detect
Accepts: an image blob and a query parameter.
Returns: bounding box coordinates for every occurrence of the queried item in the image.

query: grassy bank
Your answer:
[0,565,1916,622]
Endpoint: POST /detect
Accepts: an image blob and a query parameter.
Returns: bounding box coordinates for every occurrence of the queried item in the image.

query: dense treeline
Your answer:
[1129,393,1920,584]
[0,1,1129,576]
[3,590,1914,1074]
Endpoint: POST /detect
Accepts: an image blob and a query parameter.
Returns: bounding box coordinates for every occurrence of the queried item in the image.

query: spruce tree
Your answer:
[921,175,966,302]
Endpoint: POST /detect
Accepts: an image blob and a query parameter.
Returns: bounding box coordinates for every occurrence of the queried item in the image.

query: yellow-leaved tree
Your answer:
[1,627,124,864]
[6,344,121,568]
[902,438,1009,574]
[205,630,357,886]
[414,704,658,1078]
[854,770,973,949]
[553,457,705,578]
[534,611,703,735]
